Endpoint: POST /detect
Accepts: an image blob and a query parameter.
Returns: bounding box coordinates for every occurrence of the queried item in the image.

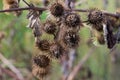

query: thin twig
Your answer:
[68,9,89,12]
[0,66,20,80]
[103,12,120,18]
[0,7,47,13]
[0,53,24,80]
[0,7,119,18]
[67,46,96,80]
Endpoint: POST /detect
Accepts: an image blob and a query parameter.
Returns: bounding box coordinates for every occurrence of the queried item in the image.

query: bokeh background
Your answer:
[0,0,120,80]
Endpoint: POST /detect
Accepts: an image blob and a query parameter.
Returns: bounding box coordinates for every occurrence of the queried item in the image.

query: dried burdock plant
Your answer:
[36,39,50,51]
[50,2,64,17]
[1,0,120,79]
[88,9,104,24]
[49,42,64,59]
[64,12,82,28]
[32,54,51,79]
[86,9,117,49]
[43,20,57,35]
[87,9,105,31]
[63,30,80,48]
[3,0,21,16]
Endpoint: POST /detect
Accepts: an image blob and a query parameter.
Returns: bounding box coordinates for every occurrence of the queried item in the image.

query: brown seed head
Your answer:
[49,42,64,58]
[43,21,57,35]
[50,3,64,17]
[63,30,80,48]
[88,9,104,24]
[33,55,50,68]
[36,39,50,51]
[64,13,81,28]
[32,56,51,79]
[88,9,105,31]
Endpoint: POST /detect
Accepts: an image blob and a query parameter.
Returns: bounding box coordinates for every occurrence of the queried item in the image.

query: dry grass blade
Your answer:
[0,53,24,80]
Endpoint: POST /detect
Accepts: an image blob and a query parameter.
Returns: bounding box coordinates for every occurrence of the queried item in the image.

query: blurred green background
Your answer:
[0,0,120,80]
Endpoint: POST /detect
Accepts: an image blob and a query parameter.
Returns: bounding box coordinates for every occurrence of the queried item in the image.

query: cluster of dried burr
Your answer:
[1,0,120,79]
[27,2,82,79]
[87,9,120,49]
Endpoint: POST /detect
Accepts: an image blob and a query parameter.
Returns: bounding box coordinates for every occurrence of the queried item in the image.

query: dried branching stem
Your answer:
[0,7,119,18]
[0,66,20,80]
[0,53,24,80]
[0,7,47,13]
[67,46,96,80]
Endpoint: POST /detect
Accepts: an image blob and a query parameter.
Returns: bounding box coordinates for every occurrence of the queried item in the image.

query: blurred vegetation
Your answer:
[0,0,120,80]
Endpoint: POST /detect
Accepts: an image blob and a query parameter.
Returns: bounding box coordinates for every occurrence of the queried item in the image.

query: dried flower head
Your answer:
[50,3,64,17]
[63,30,80,48]
[32,66,50,79]
[49,42,64,58]
[64,13,81,28]
[33,55,50,68]
[88,9,105,31]
[88,9,104,24]
[36,39,50,51]
[32,55,51,79]
[43,21,57,35]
